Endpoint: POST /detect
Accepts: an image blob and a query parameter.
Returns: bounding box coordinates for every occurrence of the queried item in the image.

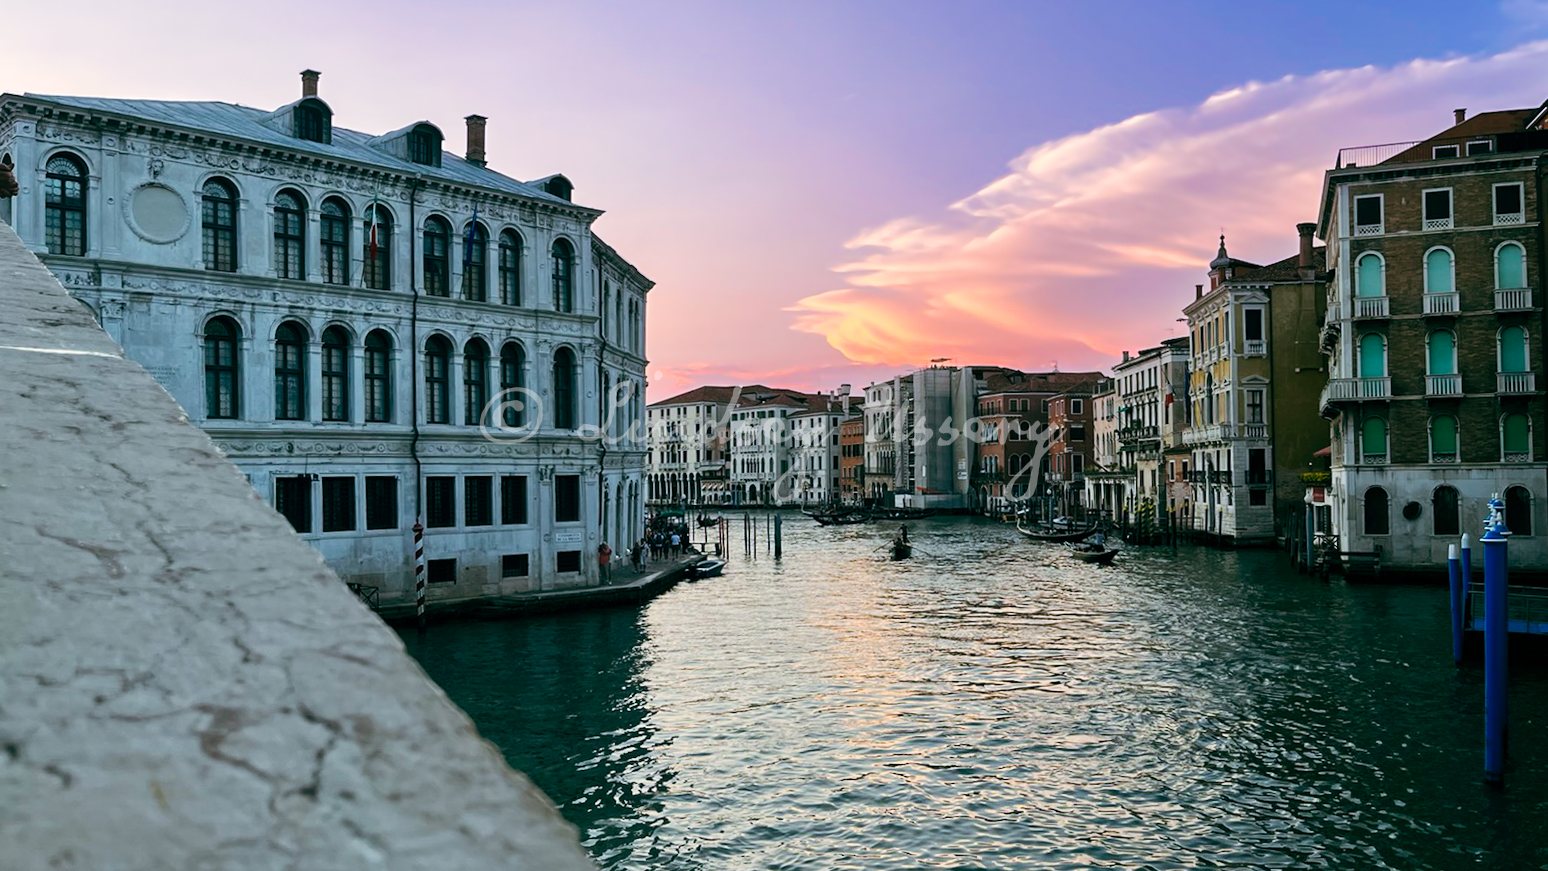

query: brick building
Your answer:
[839,414,864,503]
[1317,102,1548,571]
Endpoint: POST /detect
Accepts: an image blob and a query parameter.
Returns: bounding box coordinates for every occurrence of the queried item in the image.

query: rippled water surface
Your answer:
[401,517,1548,870]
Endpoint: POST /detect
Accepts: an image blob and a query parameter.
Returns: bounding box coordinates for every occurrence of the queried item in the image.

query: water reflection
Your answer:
[401,517,1548,870]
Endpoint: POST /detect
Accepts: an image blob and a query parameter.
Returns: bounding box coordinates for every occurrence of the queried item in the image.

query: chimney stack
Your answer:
[465,115,487,167]
[1195,283,1203,300]
[1297,222,1316,268]
[1122,350,1131,363]
[301,69,320,99]
[1454,108,1467,126]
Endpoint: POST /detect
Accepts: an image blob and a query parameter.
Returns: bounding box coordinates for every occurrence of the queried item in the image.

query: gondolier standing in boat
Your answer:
[899,524,909,543]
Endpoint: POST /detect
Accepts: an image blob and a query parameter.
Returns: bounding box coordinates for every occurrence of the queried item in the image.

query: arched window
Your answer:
[1424,248,1453,294]
[1430,414,1458,463]
[1355,252,1384,298]
[1361,416,1387,463]
[274,322,308,420]
[1426,330,1456,375]
[553,347,576,429]
[320,198,350,285]
[1358,333,1386,378]
[273,190,306,280]
[363,204,393,290]
[1364,486,1390,535]
[500,342,525,427]
[44,153,87,256]
[498,230,522,306]
[1499,326,1529,373]
[463,339,489,425]
[1503,413,1531,461]
[201,178,238,272]
[552,238,575,313]
[1505,485,1532,535]
[204,317,240,419]
[424,336,451,424]
[1433,485,1460,536]
[294,99,331,143]
[423,217,450,297]
[1496,242,1526,289]
[462,223,488,302]
[364,330,392,423]
[321,326,350,422]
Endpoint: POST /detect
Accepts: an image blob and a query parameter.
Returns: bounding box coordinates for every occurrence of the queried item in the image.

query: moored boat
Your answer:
[690,559,726,578]
[1016,519,1099,543]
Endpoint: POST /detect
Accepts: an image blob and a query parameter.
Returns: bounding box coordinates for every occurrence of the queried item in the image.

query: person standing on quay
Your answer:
[597,541,612,583]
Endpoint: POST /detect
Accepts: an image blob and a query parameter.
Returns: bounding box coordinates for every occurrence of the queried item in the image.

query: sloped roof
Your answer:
[979,369,1106,395]
[1229,247,1328,283]
[648,385,743,407]
[1382,106,1545,165]
[19,93,580,209]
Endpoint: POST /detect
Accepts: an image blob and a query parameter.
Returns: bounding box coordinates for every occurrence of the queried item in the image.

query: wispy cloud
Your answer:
[791,44,1548,371]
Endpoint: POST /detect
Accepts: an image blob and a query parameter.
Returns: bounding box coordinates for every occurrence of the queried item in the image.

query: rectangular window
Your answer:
[1432,144,1460,159]
[1072,454,1084,475]
[1423,188,1452,229]
[1248,448,1268,484]
[1466,140,1493,156]
[464,476,492,527]
[1247,389,1265,424]
[1353,195,1383,234]
[1244,308,1264,341]
[501,475,528,524]
[555,474,580,522]
[427,558,456,584]
[557,550,582,573]
[365,476,397,530]
[1494,183,1524,224]
[1071,398,1083,415]
[426,476,456,528]
[321,477,356,532]
[275,476,312,534]
[1071,424,1086,441]
[502,554,529,577]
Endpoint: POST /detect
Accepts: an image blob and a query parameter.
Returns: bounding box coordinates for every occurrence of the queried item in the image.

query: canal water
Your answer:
[400,517,1548,870]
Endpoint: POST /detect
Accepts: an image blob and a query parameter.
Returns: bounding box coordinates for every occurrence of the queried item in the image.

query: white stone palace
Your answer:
[0,70,651,604]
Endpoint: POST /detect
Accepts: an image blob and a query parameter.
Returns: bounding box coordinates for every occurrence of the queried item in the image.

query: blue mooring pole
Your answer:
[1460,532,1472,597]
[1448,543,1463,665]
[1481,497,1508,787]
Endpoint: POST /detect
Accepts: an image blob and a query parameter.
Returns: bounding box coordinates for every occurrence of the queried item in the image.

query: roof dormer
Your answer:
[260,71,333,145]
[368,121,444,168]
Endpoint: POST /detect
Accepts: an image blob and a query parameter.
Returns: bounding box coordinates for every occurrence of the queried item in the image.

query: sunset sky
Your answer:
[6,0,1548,399]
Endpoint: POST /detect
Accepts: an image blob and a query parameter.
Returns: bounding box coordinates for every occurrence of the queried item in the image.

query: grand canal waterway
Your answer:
[400,517,1548,870]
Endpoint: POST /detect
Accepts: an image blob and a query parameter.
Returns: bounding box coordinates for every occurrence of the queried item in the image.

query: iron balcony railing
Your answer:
[1335,130,1548,169]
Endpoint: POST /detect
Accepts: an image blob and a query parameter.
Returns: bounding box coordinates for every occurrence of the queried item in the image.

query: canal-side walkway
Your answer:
[378,555,706,626]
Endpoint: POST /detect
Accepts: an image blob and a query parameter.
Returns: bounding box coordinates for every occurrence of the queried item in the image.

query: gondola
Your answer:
[688,559,725,578]
[890,540,913,560]
[1016,520,1099,543]
[1067,546,1119,565]
[874,507,936,521]
[807,510,870,526]
[697,515,723,528]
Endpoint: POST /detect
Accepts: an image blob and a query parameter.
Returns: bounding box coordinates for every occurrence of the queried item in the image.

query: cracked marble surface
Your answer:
[0,225,597,870]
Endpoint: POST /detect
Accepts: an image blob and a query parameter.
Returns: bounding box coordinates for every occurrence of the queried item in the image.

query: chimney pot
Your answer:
[465,114,488,167]
[1297,222,1316,268]
[1122,350,1131,363]
[1195,283,1203,300]
[1454,108,1466,125]
[301,69,320,99]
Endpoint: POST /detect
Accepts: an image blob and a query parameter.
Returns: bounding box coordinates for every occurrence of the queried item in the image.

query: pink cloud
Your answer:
[791,44,1548,371]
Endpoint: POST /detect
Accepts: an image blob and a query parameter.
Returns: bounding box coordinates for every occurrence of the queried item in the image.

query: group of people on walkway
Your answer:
[597,516,698,580]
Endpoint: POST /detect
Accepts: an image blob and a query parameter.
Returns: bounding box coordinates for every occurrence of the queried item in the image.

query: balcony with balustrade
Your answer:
[1352,296,1390,319]
[1425,374,1462,397]
[1498,372,1536,394]
[1325,377,1392,402]
[1495,287,1533,312]
[1244,339,1266,357]
[1423,292,1459,316]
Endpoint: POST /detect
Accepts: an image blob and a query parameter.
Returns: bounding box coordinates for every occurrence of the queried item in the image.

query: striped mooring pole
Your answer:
[413,520,426,630]
[1482,497,1509,787]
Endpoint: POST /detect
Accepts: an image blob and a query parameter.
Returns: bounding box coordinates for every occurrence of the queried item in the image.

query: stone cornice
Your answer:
[0,94,604,224]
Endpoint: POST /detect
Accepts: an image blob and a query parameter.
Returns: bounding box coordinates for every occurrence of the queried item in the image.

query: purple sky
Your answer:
[6,0,1548,399]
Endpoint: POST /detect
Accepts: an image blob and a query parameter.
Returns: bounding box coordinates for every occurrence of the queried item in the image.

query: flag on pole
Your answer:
[463,203,479,268]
